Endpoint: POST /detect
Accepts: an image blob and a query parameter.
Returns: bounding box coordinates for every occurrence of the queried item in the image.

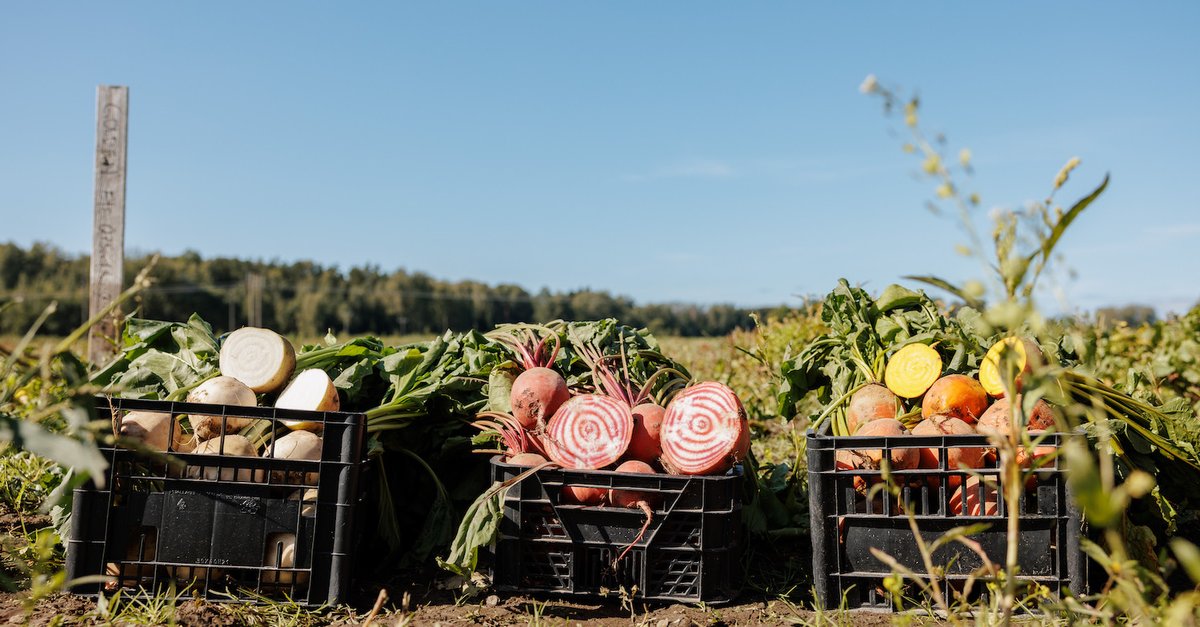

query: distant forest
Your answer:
[0,242,785,338]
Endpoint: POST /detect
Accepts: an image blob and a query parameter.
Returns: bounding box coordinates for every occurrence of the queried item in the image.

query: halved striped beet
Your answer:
[544,394,633,470]
[660,382,749,476]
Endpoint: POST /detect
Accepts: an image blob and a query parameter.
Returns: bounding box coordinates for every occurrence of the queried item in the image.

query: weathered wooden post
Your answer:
[88,86,128,363]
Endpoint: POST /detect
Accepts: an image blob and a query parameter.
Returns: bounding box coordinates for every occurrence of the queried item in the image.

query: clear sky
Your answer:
[3,3,1198,314]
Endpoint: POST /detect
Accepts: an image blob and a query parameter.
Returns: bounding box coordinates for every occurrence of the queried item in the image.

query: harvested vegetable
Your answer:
[508,452,547,466]
[950,476,998,516]
[910,415,983,486]
[846,384,900,434]
[116,410,194,452]
[544,394,633,470]
[627,402,666,463]
[884,343,943,399]
[851,418,919,471]
[491,326,568,430]
[660,382,749,476]
[976,396,1055,434]
[921,375,988,424]
[262,532,307,586]
[978,337,1042,398]
[562,484,605,505]
[219,327,296,393]
[275,368,340,429]
[609,460,659,568]
[187,434,263,482]
[265,430,322,485]
[186,376,257,440]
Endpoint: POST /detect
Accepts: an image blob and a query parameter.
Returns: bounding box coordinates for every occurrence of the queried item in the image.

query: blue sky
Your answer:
[3,3,1198,314]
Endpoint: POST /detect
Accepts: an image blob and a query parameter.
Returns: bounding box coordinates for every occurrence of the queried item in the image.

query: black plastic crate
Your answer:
[66,396,368,606]
[487,457,743,604]
[807,424,1088,611]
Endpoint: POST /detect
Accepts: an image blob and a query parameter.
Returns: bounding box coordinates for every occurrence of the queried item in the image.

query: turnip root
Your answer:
[884,343,943,399]
[511,367,570,430]
[289,487,319,517]
[978,337,1043,398]
[187,434,264,482]
[609,460,660,569]
[264,430,322,485]
[544,394,633,470]
[117,411,195,452]
[846,384,901,434]
[626,402,666,463]
[910,415,983,487]
[660,382,749,476]
[104,527,157,591]
[187,376,257,440]
[262,532,308,587]
[219,327,296,393]
[275,369,339,430]
[921,375,988,424]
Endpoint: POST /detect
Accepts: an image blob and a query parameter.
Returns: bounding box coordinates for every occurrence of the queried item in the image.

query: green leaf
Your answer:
[0,414,108,489]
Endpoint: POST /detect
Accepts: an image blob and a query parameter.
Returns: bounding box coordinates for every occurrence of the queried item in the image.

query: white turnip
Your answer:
[117,411,195,452]
[264,430,322,485]
[187,376,257,440]
[262,532,308,587]
[187,434,264,482]
[219,327,296,393]
[275,369,339,430]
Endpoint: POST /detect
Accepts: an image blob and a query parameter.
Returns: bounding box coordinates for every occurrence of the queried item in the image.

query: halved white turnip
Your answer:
[274,369,339,430]
[219,327,296,393]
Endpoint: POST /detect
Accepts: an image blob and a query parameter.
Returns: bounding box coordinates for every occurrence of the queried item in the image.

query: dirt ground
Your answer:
[0,589,901,626]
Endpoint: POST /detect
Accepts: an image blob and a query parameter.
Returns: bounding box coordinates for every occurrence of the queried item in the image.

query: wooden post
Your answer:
[88,86,129,363]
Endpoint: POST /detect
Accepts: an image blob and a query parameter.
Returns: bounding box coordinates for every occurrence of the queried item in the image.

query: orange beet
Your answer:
[852,418,919,471]
[910,415,983,487]
[921,375,988,424]
[950,476,998,516]
[511,367,570,430]
[846,384,901,434]
[977,397,1055,435]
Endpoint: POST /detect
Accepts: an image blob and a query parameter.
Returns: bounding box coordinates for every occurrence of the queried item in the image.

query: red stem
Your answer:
[611,501,653,571]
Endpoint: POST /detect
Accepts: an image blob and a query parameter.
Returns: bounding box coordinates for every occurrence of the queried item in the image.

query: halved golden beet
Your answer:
[978,337,1043,398]
[884,344,943,399]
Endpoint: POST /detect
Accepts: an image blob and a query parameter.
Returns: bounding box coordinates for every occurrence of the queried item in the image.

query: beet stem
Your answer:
[611,500,653,571]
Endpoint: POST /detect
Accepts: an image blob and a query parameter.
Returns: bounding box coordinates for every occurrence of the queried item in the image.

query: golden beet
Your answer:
[846,384,901,435]
[921,375,988,424]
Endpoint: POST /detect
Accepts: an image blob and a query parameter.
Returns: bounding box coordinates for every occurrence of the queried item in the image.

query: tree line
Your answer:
[0,242,782,338]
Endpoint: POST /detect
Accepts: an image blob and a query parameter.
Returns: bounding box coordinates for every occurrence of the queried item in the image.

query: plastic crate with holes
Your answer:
[65,396,368,606]
[806,423,1089,611]
[486,456,743,603]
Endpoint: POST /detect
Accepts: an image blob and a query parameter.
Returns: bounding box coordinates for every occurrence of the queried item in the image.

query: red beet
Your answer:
[626,403,666,463]
[561,484,605,505]
[510,367,570,430]
[507,452,547,466]
[609,460,658,569]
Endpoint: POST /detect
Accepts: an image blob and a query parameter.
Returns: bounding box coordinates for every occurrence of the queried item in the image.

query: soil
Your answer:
[0,589,902,626]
